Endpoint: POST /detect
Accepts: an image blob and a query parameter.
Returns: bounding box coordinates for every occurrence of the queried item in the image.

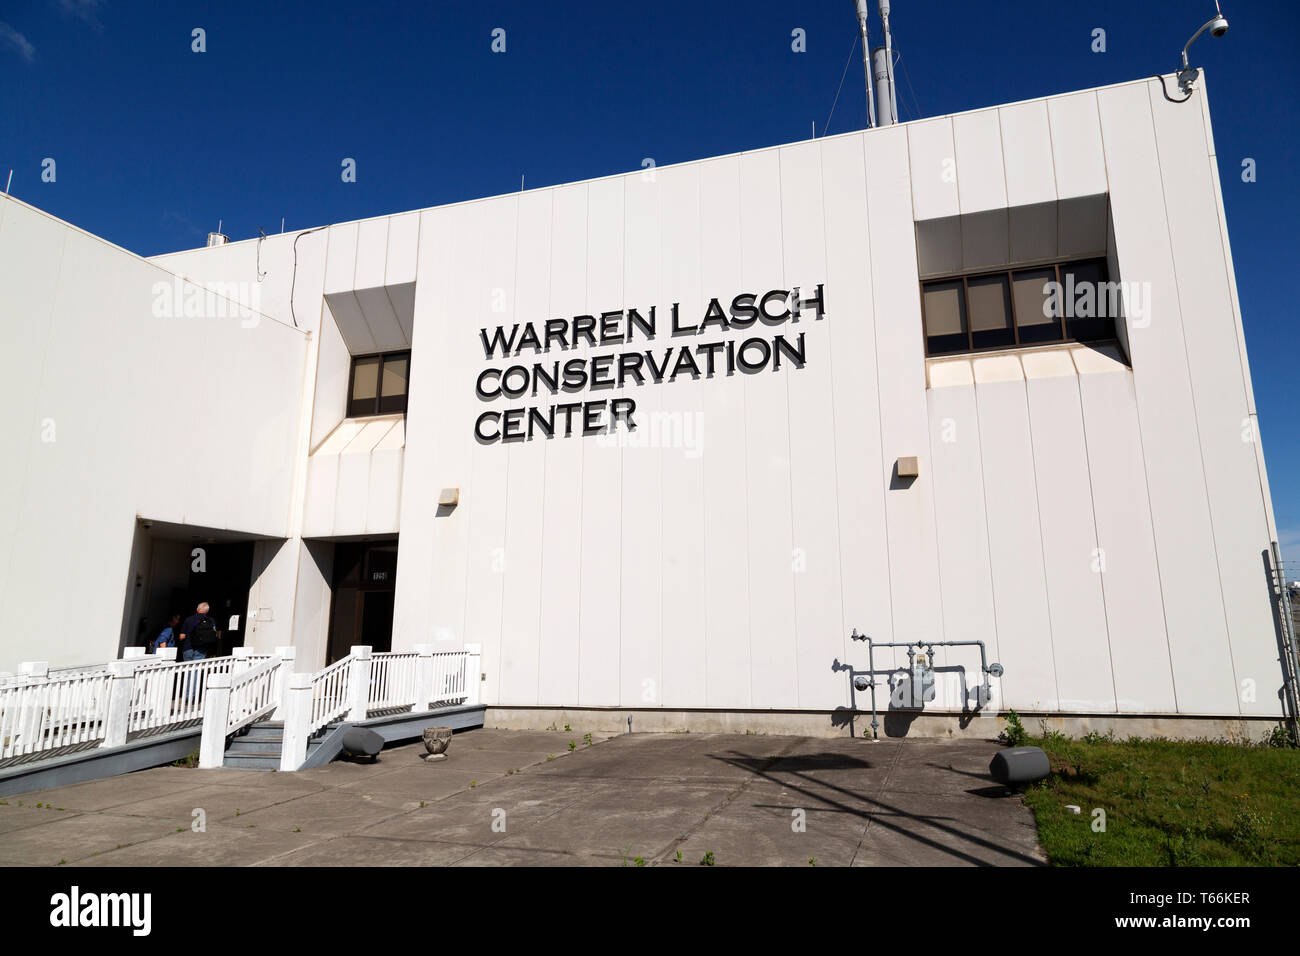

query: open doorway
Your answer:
[326,539,398,663]
[123,520,258,657]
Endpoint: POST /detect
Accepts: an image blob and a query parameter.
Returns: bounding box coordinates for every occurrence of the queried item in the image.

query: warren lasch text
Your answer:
[474,285,825,443]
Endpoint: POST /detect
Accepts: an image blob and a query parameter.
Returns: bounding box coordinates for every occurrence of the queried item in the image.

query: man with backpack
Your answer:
[179,602,220,661]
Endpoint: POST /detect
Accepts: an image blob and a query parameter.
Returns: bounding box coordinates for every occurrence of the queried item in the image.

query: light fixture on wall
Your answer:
[1177,2,1229,94]
[896,456,919,479]
[438,487,460,509]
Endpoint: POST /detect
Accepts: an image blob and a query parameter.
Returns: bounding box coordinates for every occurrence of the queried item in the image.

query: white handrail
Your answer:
[308,654,354,735]
[225,656,281,735]
[429,650,468,707]
[127,655,235,734]
[369,651,419,712]
[5,645,479,771]
[0,671,113,760]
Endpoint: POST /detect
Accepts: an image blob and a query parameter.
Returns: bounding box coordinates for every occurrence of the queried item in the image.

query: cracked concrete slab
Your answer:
[0,729,1044,866]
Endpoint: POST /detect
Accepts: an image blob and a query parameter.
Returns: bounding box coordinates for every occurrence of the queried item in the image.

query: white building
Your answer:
[0,73,1288,736]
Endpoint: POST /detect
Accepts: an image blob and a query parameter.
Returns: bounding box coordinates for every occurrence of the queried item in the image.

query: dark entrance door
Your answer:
[183,541,253,657]
[326,540,398,663]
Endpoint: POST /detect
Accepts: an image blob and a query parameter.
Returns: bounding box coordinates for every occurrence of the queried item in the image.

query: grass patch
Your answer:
[1022,729,1300,866]
[170,748,200,769]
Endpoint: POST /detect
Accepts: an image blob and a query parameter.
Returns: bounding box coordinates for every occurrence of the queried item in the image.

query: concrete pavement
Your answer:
[0,729,1045,866]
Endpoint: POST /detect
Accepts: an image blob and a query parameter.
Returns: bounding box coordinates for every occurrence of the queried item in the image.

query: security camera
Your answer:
[1178,8,1231,94]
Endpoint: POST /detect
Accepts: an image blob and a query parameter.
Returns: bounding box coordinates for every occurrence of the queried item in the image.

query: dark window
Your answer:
[1011,267,1062,345]
[1061,259,1116,343]
[921,280,967,355]
[921,258,1115,357]
[347,350,410,417]
[967,274,1014,351]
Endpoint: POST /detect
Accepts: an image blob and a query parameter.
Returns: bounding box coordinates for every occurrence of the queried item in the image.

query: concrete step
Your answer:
[226,739,282,756]
[238,727,285,743]
[222,752,280,770]
[222,721,333,770]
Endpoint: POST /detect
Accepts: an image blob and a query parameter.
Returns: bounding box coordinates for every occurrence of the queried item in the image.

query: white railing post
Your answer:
[347,645,373,721]
[271,646,295,719]
[414,645,435,712]
[464,643,482,706]
[19,661,49,681]
[121,647,146,659]
[103,659,142,749]
[154,647,178,662]
[279,672,314,772]
[198,673,233,769]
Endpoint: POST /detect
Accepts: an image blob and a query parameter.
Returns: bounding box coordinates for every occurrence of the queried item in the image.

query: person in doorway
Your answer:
[179,602,219,662]
[149,614,181,654]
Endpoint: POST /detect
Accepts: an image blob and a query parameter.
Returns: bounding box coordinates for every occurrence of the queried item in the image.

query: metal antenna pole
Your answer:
[853,0,877,128]
[880,0,899,123]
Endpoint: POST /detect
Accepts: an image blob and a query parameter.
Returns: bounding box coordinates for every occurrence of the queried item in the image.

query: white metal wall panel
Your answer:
[458,197,519,705]
[498,192,548,706]
[907,118,959,221]
[699,156,752,708]
[998,100,1057,207]
[1096,82,1238,713]
[0,202,70,633]
[866,126,945,653]
[926,384,1000,696]
[780,141,846,709]
[1026,375,1116,711]
[657,162,708,709]
[354,218,389,292]
[367,426,404,534]
[619,171,665,708]
[309,302,350,449]
[393,206,465,649]
[323,222,359,296]
[821,135,893,677]
[385,212,420,286]
[975,378,1059,710]
[578,179,624,705]
[534,188,584,707]
[1147,82,1278,715]
[1076,364,1177,712]
[1047,92,1108,200]
[953,110,1007,214]
[739,148,799,710]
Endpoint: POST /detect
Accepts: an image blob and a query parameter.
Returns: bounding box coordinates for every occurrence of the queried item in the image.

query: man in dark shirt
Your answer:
[179,602,219,661]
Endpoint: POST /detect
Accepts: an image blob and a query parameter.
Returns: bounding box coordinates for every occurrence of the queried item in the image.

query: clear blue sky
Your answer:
[2,0,1296,561]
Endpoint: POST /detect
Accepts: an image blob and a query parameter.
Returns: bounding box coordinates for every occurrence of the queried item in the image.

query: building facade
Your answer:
[0,73,1287,733]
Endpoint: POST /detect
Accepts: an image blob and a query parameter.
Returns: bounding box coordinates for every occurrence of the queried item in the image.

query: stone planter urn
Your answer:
[422,726,453,762]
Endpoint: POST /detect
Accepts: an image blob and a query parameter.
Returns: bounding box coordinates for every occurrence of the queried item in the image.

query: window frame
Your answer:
[919,258,1116,358]
[346,349,411,418]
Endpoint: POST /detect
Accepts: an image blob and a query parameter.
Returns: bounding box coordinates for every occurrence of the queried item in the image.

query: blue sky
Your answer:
[1,0,1296,560]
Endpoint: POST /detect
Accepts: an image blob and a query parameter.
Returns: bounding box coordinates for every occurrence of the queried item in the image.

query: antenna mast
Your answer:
[853,0,877,129]
[872,0,899,125]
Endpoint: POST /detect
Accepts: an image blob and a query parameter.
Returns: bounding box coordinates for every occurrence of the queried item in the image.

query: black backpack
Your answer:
[190,616,218,651]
